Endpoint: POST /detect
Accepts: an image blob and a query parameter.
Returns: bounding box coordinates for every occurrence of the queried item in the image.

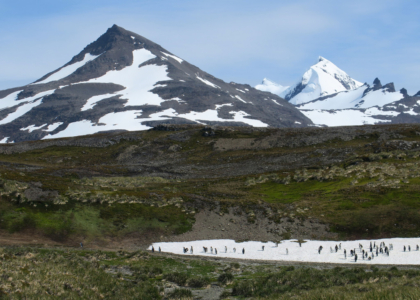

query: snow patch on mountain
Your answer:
[44,105,269,139]
[235,95,246,103]
[20,122,63,134]
[0,89,54,111]
[0,137,9,143]
[82,49,171,107]
[255,78,289,96]
[34,53,100,84]
[43,110,151,139]
[196,76,220,89]
[161,52,183,64]
[0,89,56,125]
[174,108,268,127]
[20,124,47,132]
[0,99,42,125]
[215,103,233,109]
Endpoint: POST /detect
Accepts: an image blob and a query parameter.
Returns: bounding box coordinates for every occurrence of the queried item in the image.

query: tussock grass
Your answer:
[2,246,420,299]
[163,272,189,286]
[167,288,193,300]
[0,247,160,299]
[231,266,420,299]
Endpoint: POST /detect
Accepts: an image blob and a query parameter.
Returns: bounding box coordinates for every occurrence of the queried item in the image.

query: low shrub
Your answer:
[167,288,193,300]
[218,273,234,285]
[164,272,189,286]
[187,276,210,288]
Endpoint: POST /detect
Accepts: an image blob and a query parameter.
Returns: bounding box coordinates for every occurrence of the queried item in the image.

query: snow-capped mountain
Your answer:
[0,25,312,143]
[256,57,363,105]
[255,78,289,96]
[283,57,364,105]
[257,57,420,127]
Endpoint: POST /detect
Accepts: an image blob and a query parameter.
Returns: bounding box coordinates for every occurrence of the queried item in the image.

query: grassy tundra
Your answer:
[1,246,420,299]
[2,124,420,298]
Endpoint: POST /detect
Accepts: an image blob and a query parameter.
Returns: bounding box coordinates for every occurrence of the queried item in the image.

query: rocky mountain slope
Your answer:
[0,25,312,143]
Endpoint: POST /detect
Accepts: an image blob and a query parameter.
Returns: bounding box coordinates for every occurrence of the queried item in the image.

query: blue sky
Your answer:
[0,0,419,94]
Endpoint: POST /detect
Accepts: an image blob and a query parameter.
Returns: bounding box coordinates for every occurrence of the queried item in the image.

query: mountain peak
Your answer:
[104,24,134,38]
[318,56,329,63]
[282,57,363,105]
[255,79,289,96]
[0,25,312,142]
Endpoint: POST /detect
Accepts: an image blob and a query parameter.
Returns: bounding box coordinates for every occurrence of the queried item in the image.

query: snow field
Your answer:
[150,238,420,265]
[361,89,404,108]
[299,87,366,110]
[300,107,400,127]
